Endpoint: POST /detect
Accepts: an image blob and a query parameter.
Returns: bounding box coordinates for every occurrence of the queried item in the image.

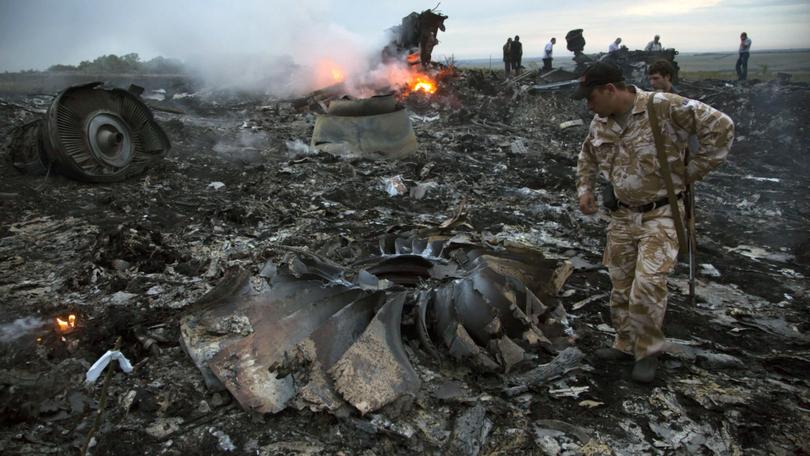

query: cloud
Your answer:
[623,0,723,16]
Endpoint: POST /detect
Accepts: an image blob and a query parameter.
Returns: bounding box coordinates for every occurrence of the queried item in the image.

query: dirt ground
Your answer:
[1,69,809,455]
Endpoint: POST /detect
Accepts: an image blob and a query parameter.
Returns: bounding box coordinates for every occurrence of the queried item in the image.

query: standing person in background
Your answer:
[503,37,513,79]
[543,37,556,71]
[609,37,622,54]
[645,35,663,52]
[736,32,752,81]
[511,35,523,76]
[648,58,699,310]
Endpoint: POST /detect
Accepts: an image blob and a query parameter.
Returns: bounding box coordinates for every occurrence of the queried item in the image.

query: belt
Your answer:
[618,193,682,213]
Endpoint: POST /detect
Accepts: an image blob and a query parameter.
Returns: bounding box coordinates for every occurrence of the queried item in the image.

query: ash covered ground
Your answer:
[1,70,809,455]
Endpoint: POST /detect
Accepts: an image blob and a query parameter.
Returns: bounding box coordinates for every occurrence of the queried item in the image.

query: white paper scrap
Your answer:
[85,350,134,384]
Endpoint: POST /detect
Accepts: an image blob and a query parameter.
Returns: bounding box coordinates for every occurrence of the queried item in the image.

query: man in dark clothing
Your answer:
[648,59,675,93]
[503,38,513,79]
[736,32,752,81]
[511,35,523,76]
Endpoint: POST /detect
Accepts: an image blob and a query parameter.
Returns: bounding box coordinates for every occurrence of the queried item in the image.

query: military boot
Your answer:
[631,355,658,383]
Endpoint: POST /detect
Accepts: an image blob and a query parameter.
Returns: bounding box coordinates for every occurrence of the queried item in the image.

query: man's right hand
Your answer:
[579,192,598,214]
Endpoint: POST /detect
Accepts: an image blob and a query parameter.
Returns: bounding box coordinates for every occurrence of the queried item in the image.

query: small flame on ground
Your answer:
[56,314,77,332]
[331,68,344,82]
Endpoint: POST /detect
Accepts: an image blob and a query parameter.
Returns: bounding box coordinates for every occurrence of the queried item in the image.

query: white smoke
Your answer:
[2,0,414,97]
[0,317,46,343]
[164,2,405,97]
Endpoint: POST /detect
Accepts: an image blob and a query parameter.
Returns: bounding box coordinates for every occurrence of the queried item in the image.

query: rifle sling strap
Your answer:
[646,95,689,258]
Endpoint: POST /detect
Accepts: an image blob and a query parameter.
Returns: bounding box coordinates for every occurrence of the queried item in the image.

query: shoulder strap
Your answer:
[647,94,688,258]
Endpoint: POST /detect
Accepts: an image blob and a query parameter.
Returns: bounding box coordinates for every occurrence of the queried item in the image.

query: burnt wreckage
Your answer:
[384,8,448,66]
[565,28,680,82]
[181,234,576,415]
[3,5,810,453]
[8,82,170,182]
[311,93,418,159]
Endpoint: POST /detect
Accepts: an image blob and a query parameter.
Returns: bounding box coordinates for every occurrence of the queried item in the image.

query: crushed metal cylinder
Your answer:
[181,234,573,415]
[311,93,417,159]
[8,82,170,182]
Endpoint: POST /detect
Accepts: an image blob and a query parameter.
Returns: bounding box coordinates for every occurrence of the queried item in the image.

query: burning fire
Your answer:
[311,56,441,99]
[314,59,347,88]
[56,314,77,333]
[409,76,437,94]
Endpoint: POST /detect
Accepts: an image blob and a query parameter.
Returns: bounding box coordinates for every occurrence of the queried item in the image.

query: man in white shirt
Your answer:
[645,35,663,52]
[608,37,622,54]
[543,37,556,71]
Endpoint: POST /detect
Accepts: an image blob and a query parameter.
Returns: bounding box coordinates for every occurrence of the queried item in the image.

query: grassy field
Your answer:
[678,50,810,82]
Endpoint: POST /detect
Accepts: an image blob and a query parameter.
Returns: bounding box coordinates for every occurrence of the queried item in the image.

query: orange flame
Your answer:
[56,314,77,332]
[411,77,437,94]
[314,59,347,89]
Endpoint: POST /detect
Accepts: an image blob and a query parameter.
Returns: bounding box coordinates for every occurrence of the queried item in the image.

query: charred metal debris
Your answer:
[312,93,417,159]
[7,82,170,182]
[2,40,810,455]
[181,234,576,416]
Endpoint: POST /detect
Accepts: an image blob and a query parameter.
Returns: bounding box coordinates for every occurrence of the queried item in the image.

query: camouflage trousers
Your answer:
[603,203,681,360]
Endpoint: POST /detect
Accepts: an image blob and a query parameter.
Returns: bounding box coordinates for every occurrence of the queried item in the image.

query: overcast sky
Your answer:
[1,0,809,72]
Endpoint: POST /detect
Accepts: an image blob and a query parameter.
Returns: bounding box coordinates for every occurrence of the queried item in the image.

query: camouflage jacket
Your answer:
[576,88,734,206]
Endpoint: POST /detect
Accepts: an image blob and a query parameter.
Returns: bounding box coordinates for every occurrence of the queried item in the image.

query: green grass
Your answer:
[680,70,810,83]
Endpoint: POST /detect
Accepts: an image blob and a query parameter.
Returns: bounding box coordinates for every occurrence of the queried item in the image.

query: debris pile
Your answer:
[181,234,574,415]
[564,28,680,83]
[0,67,809,455]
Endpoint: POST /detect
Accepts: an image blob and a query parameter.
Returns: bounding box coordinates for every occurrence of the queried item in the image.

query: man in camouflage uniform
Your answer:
[574,63,734,382]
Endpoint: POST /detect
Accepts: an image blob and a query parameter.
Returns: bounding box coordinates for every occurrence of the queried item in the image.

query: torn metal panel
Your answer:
[489,335,526,373]
[311,108,417,160]
[291,293,384,413]
[289,255,351,285]
[331,292,421,415]
[180,266,365,413]
[452,279,498,346]
[468,267,537,338]
[446,323,500,372]
[464,247,570,302]
[431,285,461,348]
[179,270,267,390]
[415,290,441,359]
[208,282,365,413]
